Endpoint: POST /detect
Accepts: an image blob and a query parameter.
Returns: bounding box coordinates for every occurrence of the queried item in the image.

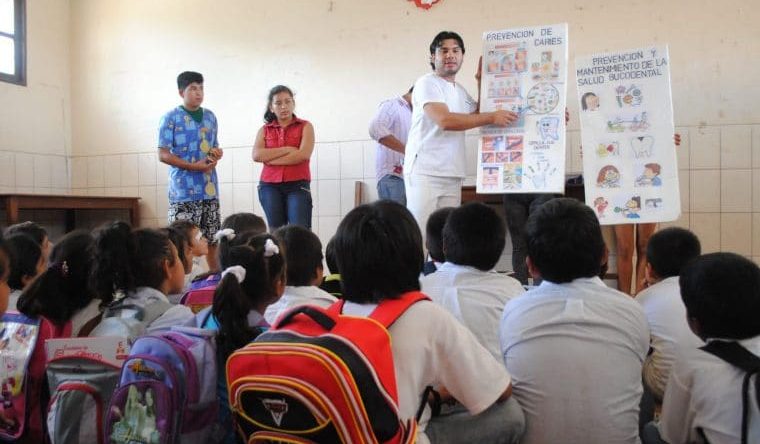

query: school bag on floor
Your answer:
[700,341,760,444]
[45,336,130,444]
[0,311,71,444]
[226,291,429,444]
[105,326,217,444]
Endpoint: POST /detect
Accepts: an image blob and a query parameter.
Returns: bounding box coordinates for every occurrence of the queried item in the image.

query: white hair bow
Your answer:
[264,238,280,257]
[221,265,246,283]
[214,228,236,242]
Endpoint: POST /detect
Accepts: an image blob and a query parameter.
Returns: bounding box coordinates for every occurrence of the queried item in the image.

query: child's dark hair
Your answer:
[5,233,42,290]
[526,198,605,283]
[264,85,295,123]
[680,252,760,340]
[222,212,267,235]
[429,31,465,69]
[91,222,177,303]
[177,71,203,90]
[274,225,323,286]
[334,201,422,304]
[443,202,506,271]
[5,221,48,247]
[426,207,454,263]
[325,237,338,275]
[213,234,285,359]
[161,226,190,273]
[0,237,12,285]
[18,231,97,326]
[646,227,701,279]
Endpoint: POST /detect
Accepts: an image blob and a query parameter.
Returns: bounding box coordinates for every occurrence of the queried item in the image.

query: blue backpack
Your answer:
[105,326,218,444]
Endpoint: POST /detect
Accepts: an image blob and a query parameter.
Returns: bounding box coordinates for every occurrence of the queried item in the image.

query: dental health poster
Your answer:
[476,23,568,194]
[576,45,680,225]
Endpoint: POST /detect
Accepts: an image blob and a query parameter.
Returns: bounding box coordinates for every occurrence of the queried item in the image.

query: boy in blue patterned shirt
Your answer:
[158,71,223,270]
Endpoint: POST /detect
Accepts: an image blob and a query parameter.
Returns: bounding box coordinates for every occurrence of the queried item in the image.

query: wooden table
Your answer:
[0,194,141,231]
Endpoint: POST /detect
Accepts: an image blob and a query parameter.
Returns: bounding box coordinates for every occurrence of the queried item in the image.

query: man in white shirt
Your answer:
[405,31,517,233]
[653,253,760,444]
[369,87,413,205]
[500,198,649,444]
[421,202,524,362]
[636,227,704,401]
[265,225,336,324]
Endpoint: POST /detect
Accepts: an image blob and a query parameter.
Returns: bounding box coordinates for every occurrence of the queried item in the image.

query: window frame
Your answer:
[0,0,26,86]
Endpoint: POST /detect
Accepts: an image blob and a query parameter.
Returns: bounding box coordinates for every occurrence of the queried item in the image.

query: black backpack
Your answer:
[700,341,760,444]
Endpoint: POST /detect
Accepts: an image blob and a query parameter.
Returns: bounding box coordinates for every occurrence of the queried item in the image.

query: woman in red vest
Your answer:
[253,85,315,229]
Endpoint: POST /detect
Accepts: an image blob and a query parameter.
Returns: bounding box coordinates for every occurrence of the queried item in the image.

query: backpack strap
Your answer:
[77,312,104,337]
[369,291,430,328]
[700,341,760,444]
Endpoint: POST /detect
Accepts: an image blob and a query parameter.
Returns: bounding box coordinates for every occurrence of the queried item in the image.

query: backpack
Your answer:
[179,274,220,314]
[0,312,71,444]
[700,341,760,444]
[226,291,429,444]
[92,298,172,343]
[45,336,130,444]
[105,326,218,444]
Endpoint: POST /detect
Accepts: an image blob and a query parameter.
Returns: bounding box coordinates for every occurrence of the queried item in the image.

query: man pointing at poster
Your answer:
[405,30,517,233]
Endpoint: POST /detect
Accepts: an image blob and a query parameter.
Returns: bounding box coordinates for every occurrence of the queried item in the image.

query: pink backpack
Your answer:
[0,311,71,443]
[179,274,220,314]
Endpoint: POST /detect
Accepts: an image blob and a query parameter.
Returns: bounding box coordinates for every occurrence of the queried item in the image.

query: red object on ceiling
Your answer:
[409,0,442,10]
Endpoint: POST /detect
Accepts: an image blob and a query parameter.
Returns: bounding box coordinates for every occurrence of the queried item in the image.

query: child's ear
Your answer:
[526,256,540,281]
[162,258,172,280]
[644,263,654,283]
[275,273,287,298]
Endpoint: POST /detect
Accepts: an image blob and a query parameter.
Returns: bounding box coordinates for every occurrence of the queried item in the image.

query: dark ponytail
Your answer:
[91,222,175,303]
[18,231,97,326]
[263,85,295,123]
[212,234,285,359]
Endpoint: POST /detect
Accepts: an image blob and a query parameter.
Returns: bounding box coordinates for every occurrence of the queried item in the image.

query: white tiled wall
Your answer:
[5,124,760,269]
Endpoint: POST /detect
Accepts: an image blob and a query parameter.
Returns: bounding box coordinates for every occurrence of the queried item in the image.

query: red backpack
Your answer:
[226,291,429,444]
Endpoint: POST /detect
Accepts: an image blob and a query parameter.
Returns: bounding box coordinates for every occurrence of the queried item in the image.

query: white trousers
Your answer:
[404,173,463,238]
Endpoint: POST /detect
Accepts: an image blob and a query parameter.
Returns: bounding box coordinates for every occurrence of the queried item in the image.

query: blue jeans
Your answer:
[258,180,313,230]
[377,174,406,206]
[502,193,555,285]
[425,397,525,444]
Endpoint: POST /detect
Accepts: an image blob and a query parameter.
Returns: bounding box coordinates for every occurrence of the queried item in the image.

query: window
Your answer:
[0,0,25,86]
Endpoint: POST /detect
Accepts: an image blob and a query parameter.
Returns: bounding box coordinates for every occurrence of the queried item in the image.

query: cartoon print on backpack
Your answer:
[110,386,160,444]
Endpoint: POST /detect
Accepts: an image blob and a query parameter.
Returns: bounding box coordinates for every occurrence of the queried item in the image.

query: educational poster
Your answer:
[576,45,680,225]
[477,23,568,194]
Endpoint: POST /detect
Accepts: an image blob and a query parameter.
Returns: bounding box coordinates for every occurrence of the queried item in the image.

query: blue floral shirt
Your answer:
[158,106,220,203]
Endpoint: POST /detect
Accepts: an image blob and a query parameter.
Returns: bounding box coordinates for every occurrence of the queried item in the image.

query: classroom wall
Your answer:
[0,0,71,239]
[0,0,70,195]
[10,0,760,266]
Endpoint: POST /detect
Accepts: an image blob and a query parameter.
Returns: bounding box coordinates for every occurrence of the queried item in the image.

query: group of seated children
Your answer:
[0,196,756,444]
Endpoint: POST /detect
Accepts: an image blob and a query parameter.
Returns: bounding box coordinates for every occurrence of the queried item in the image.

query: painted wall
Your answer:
[0,0,70,195]
[10,0,760,266]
